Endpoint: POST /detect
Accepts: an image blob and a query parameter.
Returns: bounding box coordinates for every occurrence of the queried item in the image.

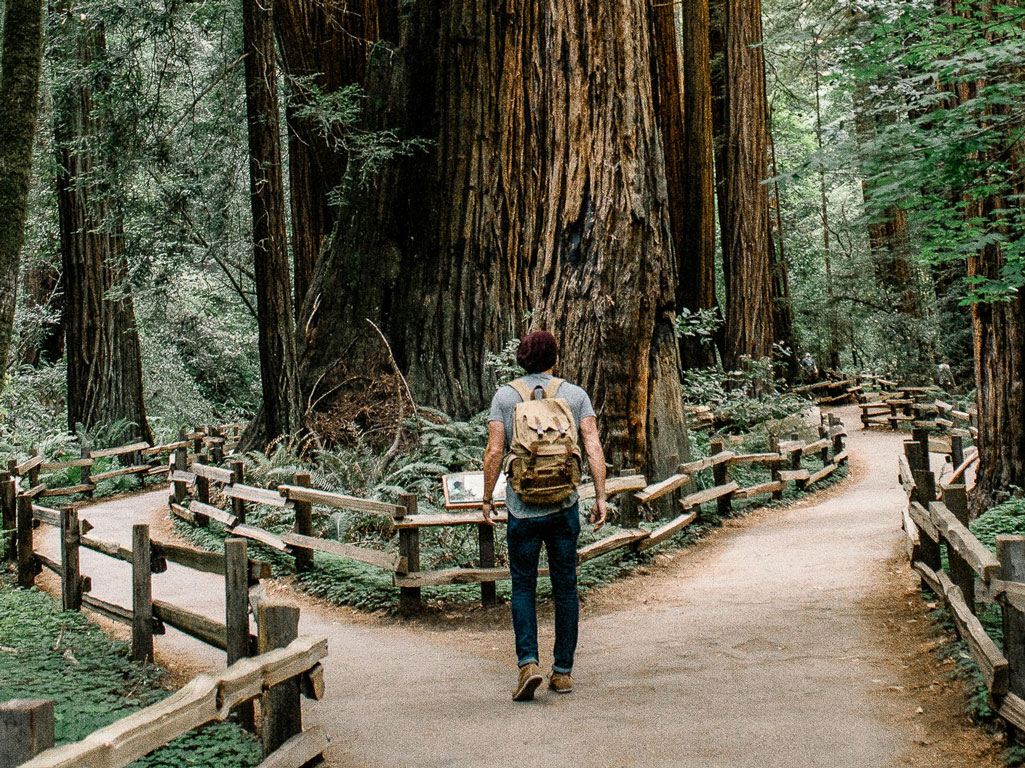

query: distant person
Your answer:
[937,360,955,390]
[481,331,608,701]
[800,352,818,379]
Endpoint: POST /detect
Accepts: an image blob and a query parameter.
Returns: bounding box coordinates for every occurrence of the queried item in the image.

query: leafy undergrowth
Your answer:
[0,579,261,767]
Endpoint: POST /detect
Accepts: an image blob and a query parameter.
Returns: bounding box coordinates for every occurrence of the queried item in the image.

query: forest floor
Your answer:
[34,405,1004,767]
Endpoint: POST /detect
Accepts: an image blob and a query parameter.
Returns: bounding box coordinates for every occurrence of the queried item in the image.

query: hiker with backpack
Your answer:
[481,330,608,701]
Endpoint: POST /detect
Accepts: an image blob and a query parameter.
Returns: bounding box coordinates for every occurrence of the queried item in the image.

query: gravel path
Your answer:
[35,406,1000,767]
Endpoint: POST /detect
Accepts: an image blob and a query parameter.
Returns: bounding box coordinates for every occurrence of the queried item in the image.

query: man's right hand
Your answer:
[589,498,608,531]
[481,500,496,527]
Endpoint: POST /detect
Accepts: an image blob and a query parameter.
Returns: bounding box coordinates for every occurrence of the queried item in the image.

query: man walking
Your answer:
[481,330,608,701]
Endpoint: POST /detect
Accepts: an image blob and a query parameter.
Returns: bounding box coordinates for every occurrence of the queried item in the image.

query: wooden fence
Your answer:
[897,427,1025,734]
[166,416,849,615]
[2,627,329,768]
[1,423,244,503]
[2,491,328,766]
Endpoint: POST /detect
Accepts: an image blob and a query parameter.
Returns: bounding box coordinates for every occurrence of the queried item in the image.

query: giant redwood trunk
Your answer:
[273,0,378,312]
[0,0,45,387]
[678,0,719,369]
[299,0,690,474]
[242,0,302,444]
[50,5,151,442]
[721,0,775,369]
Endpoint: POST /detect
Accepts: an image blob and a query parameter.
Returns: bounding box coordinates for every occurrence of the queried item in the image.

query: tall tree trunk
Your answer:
[721,0,775,369]
[0,0,44,387]
[298,0,690,474]
[243,0,302,444]
[19,263,64,366]
[813,61,840,370]
[677,0,719,369]
[273,0,378,313]
[767,124,797,380]
[50,4,151,442]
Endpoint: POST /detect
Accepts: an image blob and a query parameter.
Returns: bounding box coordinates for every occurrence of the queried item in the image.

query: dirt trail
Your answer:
[36,406,1002,767]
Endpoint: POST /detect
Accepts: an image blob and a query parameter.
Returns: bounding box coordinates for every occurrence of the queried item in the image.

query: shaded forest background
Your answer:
[0,0,1023,506]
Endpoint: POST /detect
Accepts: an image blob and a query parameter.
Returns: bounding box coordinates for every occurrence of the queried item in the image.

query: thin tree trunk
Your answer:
[767,122,797,380]
[678,0,719,369]
[814,60,840,370]
[0,0,45,386]
[242,0,302,445]
[273,0,378,313]
[721,0,775,369]
[50,3,151,442]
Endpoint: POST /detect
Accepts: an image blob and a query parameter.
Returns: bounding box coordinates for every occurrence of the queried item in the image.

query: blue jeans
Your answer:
[506,504,580,674]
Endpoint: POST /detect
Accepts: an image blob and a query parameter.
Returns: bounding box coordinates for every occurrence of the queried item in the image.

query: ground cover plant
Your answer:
[0,579,261,766]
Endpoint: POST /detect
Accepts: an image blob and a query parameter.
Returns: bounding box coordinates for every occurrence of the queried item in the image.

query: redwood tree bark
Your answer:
[678,0,719,368]
[0,0,44,386]
[721,0,775,369]
[243,0,302,443]
[299,0,690,474]
[50,4,151,441]
[273,0,378,312]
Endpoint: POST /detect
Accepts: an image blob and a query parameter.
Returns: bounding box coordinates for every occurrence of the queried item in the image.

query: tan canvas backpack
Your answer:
[503,377,583,505]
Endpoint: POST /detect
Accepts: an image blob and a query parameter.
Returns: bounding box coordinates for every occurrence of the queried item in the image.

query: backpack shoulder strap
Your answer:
[543,377,565,399]
[508,378,532,403]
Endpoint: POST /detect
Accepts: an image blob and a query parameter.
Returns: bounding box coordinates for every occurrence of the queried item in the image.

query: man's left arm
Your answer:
[481,420,505,526]
[579,415,607,530]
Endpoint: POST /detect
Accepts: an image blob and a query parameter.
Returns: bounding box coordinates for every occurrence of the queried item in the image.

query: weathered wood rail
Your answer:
[0,423,244,503]
[165,415,848,615]
[2,487,328,767]
[3,628,328,768]
[6,492,271,666]
[897,427,1025,734]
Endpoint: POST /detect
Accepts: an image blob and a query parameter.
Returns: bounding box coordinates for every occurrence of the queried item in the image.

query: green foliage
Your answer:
[675,307,724,346]
[969,496,1025,550]
[0,581,260,766]
[680,361,812,431]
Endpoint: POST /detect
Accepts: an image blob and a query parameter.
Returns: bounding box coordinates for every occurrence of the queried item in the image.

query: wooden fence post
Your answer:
[231,460,246,525]
[210,427,225,465]
[292,473,314,573]
[0,699,54,767]
[769,435,784,501]
[397,493,421,615]
[192,426,204,456]
[17,495,36,588]
[943,485,974,613]
[225,538,255,730]
[950,435,965,472]
[79,445,94,499]
[27,447,40,490]
[912,427,931,471]
[710,439,732,518]
[132,524,154,663]
[618,467,640,527]
[478,523,497,607]
[817,424,830,465]
[906,441,941,576]
[997,535,1025,706]
[258,603,302,756]
[172,442,188,504]
[790,432,806,492]
[192,453,210,527]
[1,474,14,562]
[60,506,83,611]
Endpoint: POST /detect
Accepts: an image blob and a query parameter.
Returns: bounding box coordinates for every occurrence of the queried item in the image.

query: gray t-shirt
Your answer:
[488,373,596,519]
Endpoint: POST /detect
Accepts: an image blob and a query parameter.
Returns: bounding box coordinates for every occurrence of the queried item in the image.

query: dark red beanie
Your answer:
[516,331,559,374]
